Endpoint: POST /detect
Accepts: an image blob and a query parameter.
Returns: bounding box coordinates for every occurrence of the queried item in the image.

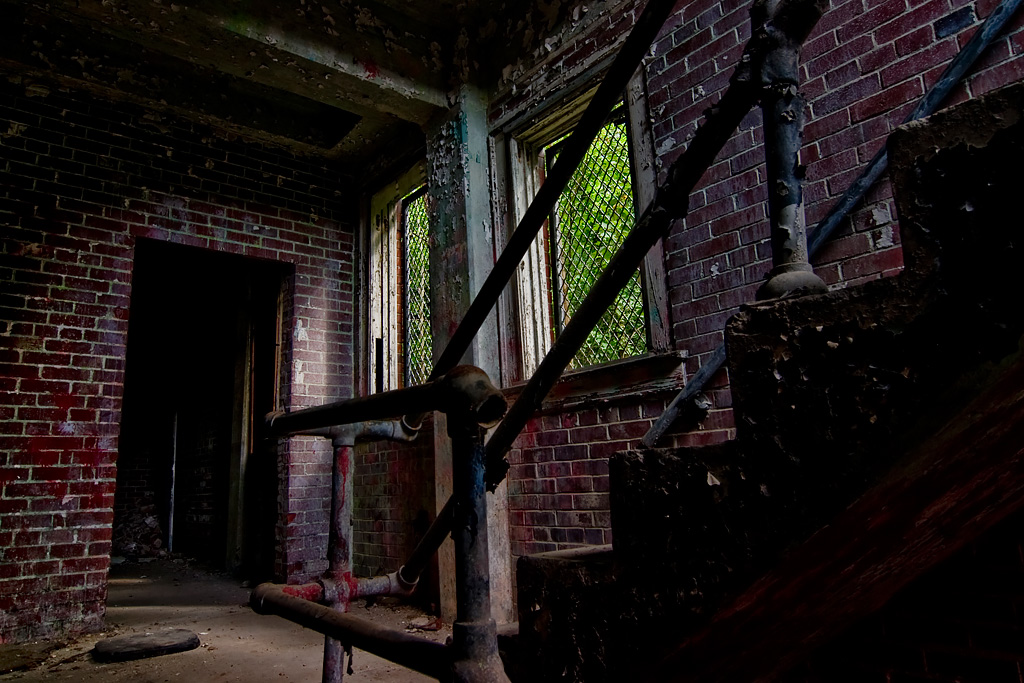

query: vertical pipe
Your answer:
[323,441,355,683]
[448,417,510,683]
[755,4,826,300]
[168,411,177,553]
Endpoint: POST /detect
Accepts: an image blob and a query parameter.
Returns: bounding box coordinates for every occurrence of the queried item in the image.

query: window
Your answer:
[400,188,432,386]
[366,164,431,393]
[544,104,646,369]
[494,76,669,382]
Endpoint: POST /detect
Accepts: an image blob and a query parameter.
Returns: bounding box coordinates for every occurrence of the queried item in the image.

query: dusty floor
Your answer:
[3,559,449,682]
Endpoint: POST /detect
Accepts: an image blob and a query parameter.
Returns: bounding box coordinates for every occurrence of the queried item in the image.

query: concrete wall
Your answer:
[0,77,356,642]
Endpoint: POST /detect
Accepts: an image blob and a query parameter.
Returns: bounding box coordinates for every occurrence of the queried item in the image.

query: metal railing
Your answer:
[246,0,910,678]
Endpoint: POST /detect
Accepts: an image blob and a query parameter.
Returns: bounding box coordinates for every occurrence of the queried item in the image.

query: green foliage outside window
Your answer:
[403,189,432,386]
[547,108,646,369]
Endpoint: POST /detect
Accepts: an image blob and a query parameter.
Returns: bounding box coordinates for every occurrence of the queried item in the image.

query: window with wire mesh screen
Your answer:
[401,187,432,387]
[544,103,646,369]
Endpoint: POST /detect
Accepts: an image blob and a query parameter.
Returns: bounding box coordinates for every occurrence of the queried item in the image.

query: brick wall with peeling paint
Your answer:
[489,0,1024,578]
[0,78,356,643]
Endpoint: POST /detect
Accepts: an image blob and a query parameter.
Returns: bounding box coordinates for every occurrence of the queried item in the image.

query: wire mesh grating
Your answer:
[403,189,432,386]
[547,108,646,369]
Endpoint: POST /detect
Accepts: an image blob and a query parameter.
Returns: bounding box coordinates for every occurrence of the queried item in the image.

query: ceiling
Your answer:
[1,0,591,180]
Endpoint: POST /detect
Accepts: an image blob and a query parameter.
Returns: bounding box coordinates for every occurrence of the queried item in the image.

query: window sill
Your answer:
[502,350,688,415]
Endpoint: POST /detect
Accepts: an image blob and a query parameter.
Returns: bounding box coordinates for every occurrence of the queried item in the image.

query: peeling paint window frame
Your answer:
[543,103,648,369]
[493,72,671,382]
[400,186,432,387]
[365,163,428,393]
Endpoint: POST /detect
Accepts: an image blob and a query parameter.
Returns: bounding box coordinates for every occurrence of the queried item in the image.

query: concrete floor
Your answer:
[5,559,448,682]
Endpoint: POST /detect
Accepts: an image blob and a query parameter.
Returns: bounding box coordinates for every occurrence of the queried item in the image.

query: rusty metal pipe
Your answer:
[260,570,418,606]
[250,584,449,680]
[322,441,356,683]
[448,413,510,682]
[398,497,455,589]
[291,420,421,443]
[754,0,826,299]
[356,571,417,600]
[267,366,504,438]
[267,381,441,436]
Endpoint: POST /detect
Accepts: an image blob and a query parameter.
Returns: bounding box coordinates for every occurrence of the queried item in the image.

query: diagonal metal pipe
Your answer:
[480,0,831,487]
[397,0,831,581]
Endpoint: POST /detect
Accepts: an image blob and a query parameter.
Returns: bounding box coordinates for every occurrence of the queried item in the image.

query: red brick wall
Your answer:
[0,77,356,642]
[490,0,1024,568]
[782,506,1024,682]
[649,0,1024,443]
[352,418,438,606]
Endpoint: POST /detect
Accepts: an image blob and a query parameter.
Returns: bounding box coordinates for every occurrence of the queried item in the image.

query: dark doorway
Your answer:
[114,239,289,581]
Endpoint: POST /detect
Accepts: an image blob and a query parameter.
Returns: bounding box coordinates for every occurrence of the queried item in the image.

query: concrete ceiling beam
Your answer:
[34,0,450,126]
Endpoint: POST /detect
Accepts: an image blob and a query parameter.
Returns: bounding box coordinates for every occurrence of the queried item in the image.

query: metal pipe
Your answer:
[355,571,417,600]
[754,0,826,300]
[267,365,505,438]
[260,570,419,607]
[272,419,417,681]
[397,369,506,606]
[323,441,356,683]
[267,380,441,436]
[643,0,1024,447]
[398,496,455,589]
[257,367,506,680]
[250,583,450,680]
[288,420,421,443]
[282,582,326,602]
[640,344,727,449]
[448,414,510,682]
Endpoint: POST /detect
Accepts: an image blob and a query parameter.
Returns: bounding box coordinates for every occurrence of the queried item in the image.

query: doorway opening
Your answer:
[114,239,290,581]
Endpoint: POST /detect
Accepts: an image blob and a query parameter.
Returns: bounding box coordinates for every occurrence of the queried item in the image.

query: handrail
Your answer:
[266,366,508,436]
[480,0,829,488]
[640,0,1024,448]
[482,85,757,487]
[251,583,450,680]
[807,0,1023,255]
[261,1,838,680]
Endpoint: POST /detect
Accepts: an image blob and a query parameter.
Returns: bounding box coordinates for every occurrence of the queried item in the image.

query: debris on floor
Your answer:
[92,628,200,663]
[5,558,448,682]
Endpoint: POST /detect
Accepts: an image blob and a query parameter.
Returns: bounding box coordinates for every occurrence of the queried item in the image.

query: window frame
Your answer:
[399,185,431,388]
[490,70,671,386]
[364,163,428,394]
